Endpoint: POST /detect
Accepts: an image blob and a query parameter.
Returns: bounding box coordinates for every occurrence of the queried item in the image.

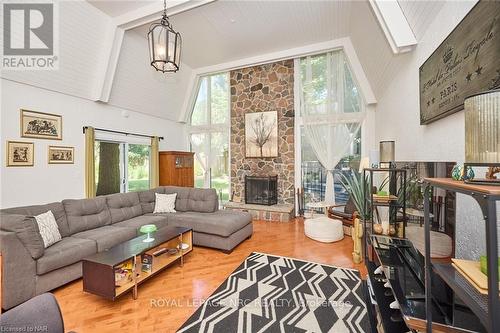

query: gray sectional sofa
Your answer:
[0,186,252,310]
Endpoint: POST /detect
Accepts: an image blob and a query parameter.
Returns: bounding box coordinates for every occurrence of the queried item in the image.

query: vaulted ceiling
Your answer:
[90,0,446,91]
[7,0,449,121]
[131,0,353,69]
[89,0,156,17]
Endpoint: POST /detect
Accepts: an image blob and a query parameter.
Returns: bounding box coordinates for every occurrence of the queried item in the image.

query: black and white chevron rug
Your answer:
[178,252,369,333]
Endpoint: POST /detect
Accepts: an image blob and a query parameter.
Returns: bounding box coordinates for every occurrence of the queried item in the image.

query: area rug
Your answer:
[177,252,368,333]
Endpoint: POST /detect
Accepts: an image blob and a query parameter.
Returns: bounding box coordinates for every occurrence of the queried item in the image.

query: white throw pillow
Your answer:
[153,193,177,213]
[34,210,62,248]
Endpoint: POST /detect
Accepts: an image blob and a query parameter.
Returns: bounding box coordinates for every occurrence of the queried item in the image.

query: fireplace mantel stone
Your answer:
[223,201,294,222]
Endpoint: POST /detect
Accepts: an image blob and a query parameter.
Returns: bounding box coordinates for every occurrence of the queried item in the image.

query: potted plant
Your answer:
[338,171,371,220]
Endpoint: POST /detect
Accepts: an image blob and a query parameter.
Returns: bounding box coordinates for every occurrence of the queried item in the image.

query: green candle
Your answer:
[479,255,500,276]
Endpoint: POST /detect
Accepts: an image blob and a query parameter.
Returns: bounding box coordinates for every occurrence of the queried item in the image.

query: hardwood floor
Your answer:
[54,219,366,333]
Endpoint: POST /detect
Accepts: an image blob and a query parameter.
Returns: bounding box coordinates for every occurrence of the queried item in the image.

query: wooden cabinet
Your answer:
[159,151,194,187]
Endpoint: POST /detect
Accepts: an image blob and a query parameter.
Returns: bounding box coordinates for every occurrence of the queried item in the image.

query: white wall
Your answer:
[373,0,499,259]
[0,79,187,208]
[1,1,113,100]
[374,1,477,161]
[108,30,193,121]
[0,1,191,122]
[0,1,191,208]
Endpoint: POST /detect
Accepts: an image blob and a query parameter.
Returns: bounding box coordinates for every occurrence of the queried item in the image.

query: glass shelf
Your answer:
[371,235,486,332]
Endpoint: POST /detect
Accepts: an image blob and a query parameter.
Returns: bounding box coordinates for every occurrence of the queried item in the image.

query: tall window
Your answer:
[297,51,365,206]
[189,73,230,203]
[94,138,151,195]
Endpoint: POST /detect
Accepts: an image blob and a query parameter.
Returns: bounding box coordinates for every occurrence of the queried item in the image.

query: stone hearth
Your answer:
[224,202,294,223]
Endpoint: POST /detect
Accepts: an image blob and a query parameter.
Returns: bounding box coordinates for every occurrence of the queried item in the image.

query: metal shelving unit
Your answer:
[363,168,407,260]
[423,178,500,333]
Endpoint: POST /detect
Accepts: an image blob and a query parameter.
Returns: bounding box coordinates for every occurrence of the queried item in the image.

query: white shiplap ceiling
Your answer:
[83,0,448,120]
[397,0,446,41]
[88,0,156,17]
[131,0,354,69]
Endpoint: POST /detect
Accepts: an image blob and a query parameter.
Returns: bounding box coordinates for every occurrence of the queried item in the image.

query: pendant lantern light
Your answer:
[147,0,182,73]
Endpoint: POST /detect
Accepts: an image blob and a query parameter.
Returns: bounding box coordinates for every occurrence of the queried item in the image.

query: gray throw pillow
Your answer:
[0,213,45,259]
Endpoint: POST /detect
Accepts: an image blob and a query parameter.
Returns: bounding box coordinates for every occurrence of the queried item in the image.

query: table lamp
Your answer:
[464,89,500,185]
[379,141,395,168]
[139,224,157,243]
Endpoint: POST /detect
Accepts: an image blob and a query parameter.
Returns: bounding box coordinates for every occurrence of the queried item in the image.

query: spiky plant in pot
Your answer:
[338,171,371,221]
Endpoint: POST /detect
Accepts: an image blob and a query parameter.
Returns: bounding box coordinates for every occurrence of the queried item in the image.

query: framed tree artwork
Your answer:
[245,111,278,158]
[48,146,74,164]
[20,109,62,140]
[6,141,34,167]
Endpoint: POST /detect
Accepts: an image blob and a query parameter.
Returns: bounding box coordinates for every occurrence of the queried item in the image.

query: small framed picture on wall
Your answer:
[6,141,34,167]
[48,146,74,164]
[20,109,62,140]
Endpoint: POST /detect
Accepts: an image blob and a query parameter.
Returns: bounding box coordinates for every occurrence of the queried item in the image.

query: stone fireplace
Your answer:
[245,175,278,206]
[230,59,295,205]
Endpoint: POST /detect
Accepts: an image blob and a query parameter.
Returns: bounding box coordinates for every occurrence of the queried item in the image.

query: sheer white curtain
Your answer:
[300,51,366,204]
[190,133,210,181]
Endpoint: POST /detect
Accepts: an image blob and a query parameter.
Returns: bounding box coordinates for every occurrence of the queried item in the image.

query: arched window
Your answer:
[189,73,230,203]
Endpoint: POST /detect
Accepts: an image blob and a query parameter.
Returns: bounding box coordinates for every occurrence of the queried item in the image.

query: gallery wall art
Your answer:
[419,1,500,125]
[6,141,34,167]
[48,146,74,164]
[20,109,62,140]
[245,111,278,158]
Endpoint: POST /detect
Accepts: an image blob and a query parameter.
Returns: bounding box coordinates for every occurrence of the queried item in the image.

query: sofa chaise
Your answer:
[0,186,252,310]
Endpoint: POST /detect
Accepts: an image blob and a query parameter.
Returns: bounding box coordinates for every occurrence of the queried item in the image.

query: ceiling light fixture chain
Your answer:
[160,0,170,27]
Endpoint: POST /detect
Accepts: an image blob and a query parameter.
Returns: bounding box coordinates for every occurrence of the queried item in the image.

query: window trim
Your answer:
[188,73,230,129]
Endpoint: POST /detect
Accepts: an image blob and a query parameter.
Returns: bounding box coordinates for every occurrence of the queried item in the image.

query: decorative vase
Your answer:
[389,225,397,236]
[381,220,390,235]
[352,217,363,264]
[452,164,475,181]
[373,223,383,234]
[397,222,404,238]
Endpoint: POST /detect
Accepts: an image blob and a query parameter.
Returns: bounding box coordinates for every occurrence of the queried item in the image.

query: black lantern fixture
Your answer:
[147,0,181,73]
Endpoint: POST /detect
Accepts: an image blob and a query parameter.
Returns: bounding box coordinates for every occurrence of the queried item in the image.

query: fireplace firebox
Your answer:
[245,175,278,206]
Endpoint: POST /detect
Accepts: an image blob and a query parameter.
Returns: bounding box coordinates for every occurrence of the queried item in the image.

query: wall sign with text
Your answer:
[419,1,500,125]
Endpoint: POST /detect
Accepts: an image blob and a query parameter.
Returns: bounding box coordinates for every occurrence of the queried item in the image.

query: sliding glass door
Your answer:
[94,140,150,195]
[127,144,150,192]
[95,141,124,196]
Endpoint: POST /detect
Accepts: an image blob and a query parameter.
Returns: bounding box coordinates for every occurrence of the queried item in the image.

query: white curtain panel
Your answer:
[300,50,366,205]
[190,133,209,175]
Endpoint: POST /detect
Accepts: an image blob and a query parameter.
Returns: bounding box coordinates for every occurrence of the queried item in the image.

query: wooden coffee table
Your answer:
[82,226,192,300]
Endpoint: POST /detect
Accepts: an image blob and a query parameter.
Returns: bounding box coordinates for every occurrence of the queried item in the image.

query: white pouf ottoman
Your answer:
[305,217,344,243]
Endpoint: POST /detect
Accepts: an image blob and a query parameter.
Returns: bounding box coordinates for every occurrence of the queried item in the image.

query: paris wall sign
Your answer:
[419,1,500,125]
